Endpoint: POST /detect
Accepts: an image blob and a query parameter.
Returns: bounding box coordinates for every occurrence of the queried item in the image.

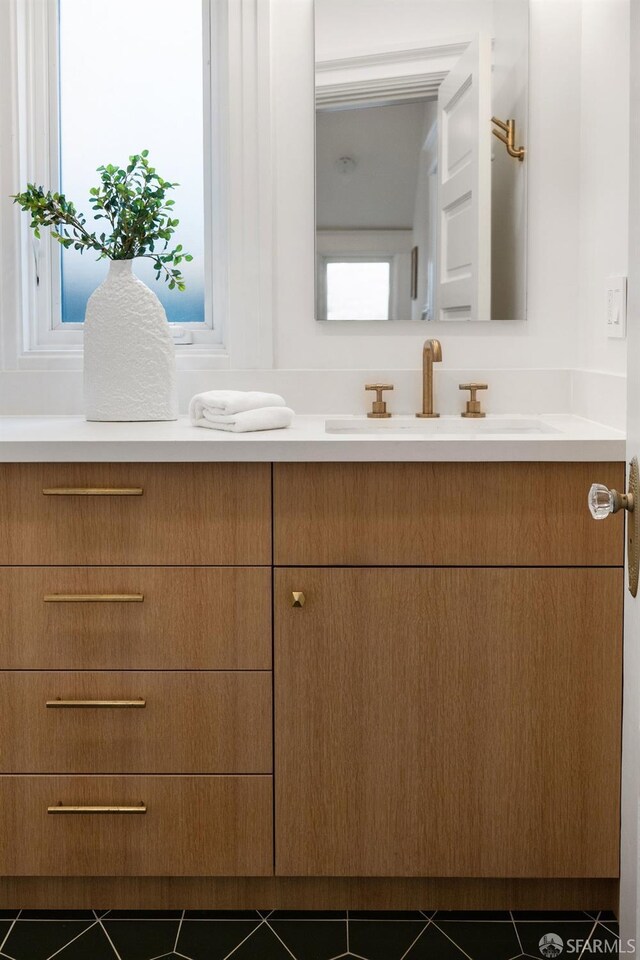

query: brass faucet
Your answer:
[459,382,488,418]
[365,383,394,419]
[416,339,442,418]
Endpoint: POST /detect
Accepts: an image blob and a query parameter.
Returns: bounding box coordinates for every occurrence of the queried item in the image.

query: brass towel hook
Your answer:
[491,117,525,161]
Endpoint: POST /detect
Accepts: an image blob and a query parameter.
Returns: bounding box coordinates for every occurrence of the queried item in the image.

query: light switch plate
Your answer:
[606,276,627,339]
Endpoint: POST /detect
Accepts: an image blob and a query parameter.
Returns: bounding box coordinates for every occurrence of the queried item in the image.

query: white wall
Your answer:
[491,0,529,320]
[577,0,629,376]
[0,0,631,415]
[315,0,493,60]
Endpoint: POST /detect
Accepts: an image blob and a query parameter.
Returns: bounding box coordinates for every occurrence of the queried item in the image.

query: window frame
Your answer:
[5,0,276,370]
[28,0,219,351]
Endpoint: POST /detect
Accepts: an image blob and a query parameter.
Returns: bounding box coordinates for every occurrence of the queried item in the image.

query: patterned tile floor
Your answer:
[0,910,620,960]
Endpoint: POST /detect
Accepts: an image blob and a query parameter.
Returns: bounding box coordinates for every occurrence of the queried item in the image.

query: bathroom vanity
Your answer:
[0,417,626,911]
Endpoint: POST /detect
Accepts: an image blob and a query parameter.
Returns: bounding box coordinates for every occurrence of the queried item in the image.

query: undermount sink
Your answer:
[325,416,562,436]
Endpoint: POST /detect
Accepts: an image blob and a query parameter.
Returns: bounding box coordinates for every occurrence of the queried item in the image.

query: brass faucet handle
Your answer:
[459,382,488,419]
[365,383,394,419]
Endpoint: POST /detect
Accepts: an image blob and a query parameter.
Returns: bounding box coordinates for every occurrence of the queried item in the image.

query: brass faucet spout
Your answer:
[416,339,442,418]
[427,339,442,363]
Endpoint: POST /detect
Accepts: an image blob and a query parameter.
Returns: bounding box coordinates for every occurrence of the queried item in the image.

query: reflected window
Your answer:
[325,260,391,321]
[58,0,205,324]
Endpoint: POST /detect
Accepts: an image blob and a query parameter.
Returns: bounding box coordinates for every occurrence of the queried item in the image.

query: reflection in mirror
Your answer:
[314,0,529,322]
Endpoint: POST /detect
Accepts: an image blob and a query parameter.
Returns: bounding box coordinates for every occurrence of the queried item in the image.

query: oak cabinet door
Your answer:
[275,568,622,878]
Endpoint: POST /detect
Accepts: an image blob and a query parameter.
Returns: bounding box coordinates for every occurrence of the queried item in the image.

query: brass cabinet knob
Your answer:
[365,383,394,419]
[459,382,488,418]
[291,592,306,608]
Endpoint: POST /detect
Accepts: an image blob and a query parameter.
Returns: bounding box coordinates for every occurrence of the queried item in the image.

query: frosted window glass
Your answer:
[59,0,205,323]
[326,262,391,321]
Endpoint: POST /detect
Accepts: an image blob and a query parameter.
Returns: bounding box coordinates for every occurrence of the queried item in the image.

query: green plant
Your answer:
[12,150,193,290]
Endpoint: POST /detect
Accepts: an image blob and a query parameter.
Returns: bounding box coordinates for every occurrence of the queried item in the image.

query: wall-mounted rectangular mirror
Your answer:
[315,0,529,322]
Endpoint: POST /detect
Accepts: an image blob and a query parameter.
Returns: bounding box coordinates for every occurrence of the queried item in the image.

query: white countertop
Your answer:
[0,414,626,462]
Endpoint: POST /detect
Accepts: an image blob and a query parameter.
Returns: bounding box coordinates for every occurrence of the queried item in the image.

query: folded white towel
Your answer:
[192,406,294,433]
[189,390,286,422]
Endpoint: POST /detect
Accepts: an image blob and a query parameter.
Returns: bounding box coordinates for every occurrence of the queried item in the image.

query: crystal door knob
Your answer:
[588,482,634,519]
[590,459,639,597]
[589,483,616,519]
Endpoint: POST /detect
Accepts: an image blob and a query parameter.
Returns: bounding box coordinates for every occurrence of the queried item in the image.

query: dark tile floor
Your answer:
[0,910,620,960]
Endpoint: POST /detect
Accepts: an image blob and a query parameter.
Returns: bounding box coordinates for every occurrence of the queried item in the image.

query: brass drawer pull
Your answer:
[43,594,144,603]
[46,699,146,709]
[48,803,147,815]
[42,487,143,496]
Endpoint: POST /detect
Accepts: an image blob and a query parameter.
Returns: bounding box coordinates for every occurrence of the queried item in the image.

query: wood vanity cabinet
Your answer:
[273,462,624,880]
[0,462,273,882]
[0,459,625,908]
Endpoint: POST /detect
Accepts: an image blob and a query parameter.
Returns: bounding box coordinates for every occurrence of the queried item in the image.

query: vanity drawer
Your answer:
[0,462,271,565]
[0,776,273,876]
[274,461,625,566]
[0,672,271,774]
[0,567,271,669]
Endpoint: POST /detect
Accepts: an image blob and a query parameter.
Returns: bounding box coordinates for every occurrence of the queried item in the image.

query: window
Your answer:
[8,0,274,368]
[58,0,206,327]
[16,0,226,355]
[323,258,392,321]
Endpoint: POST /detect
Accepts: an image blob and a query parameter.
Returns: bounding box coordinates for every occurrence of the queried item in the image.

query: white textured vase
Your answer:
[83,259,178,421]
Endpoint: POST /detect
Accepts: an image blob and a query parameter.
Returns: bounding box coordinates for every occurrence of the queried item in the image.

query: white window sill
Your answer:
[15,345,232,373]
